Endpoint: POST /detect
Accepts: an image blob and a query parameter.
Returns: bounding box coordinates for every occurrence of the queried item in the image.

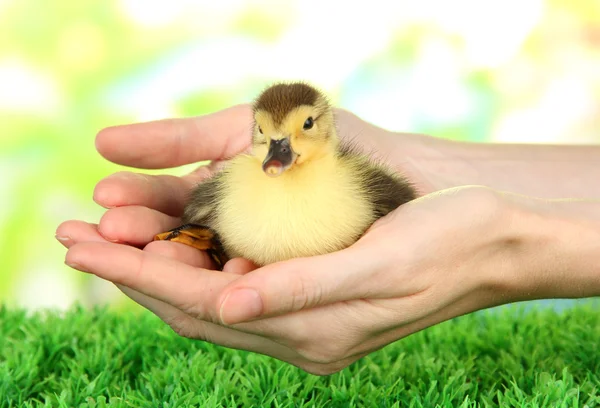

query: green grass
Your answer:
[1,303,599,407]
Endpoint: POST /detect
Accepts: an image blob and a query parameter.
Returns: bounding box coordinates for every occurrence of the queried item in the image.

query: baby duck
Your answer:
[155,82,416,268]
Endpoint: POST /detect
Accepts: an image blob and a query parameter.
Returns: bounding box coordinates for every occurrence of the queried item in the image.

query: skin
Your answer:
[57,104,600,375]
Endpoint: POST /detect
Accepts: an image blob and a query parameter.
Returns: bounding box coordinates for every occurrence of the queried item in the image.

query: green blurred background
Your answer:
[1,0,599,310]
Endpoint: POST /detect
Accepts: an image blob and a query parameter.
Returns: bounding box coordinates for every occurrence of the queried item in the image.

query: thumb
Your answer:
[217,246,383,325]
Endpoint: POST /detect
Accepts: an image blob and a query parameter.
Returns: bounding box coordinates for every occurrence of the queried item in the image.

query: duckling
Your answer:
[154,82,416,268]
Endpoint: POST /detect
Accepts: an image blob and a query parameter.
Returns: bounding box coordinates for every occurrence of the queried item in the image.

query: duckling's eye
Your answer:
[303,117,314,130]
[258,126,263,134]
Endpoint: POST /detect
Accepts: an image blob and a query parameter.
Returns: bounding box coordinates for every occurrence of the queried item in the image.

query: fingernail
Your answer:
[65,260,86,272]
[219,288,263,325]
[55,235,71,244]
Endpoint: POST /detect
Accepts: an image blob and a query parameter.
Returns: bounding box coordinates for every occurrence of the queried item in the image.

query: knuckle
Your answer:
[165,314,194,339]
[172,303,209,326]
[128,251,148,287]
[176,296,219,326]
[165,314,215,344]
[289,274,323,312]
[190,325,214,344]
[289,280,309,311]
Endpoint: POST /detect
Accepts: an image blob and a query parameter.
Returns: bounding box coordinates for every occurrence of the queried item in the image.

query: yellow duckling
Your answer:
[155,82,416,268]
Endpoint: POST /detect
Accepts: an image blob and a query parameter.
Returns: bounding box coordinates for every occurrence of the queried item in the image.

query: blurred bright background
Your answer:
[1,0,599,310]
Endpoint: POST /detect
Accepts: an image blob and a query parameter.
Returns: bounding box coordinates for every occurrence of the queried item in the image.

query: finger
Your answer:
[58,222,363,370]
[93,171,201,215]
[114,283,302,363]
[222,258,258,275]
[56,220,105,248]
[98,205,181,246]
[217,241,430,326]
[217,246,388,325]
[96,104,253,169]
[66,242,321,367]
[65,242,237,323]
[144,240,214,269]
[57,215,221,270]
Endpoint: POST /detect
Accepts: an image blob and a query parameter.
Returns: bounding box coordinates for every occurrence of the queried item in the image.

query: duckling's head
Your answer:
[252,82,337,177]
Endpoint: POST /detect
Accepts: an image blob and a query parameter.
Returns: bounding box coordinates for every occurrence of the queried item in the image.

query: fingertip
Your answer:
[222,258,258,275]
[65,241,137,275]
[217,249,367,319]
[55,220,74,248]
[95,105,254,169]
[95,125,120,161]
[65,241,99,272]
[97,210,124,243]
[218,287,264,325]
[93,172,142,208]
[56,220,104,248]
[55,219,73,238]
[93,175,122,209]
[55,235,72,247]
[98,205,180,246]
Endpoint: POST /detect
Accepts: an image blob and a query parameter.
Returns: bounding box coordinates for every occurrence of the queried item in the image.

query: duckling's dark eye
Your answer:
[258,126,263,134]
[303,117,314,130]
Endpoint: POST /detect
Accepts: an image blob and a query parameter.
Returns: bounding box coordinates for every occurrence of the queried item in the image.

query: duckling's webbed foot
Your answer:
[153,224,228,270]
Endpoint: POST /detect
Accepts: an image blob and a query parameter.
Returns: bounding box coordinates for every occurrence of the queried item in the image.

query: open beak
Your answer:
[262,138,297,177]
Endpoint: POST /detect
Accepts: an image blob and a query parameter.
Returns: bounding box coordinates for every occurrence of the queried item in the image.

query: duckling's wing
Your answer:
[182,172,223,226]
[337,142,416,218]
[154,172,228,269]
[362,162,416,218]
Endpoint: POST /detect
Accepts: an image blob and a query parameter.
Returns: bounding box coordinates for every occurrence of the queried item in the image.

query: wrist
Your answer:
[387,134,482,196]
[398,135,600,199]
[493,194,600,302]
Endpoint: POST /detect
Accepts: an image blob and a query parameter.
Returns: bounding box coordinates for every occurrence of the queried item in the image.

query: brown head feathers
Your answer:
[254,82,327,125]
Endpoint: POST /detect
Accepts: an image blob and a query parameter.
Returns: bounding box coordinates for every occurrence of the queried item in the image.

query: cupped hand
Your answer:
[59,185,523,375]
[56,105,515,375]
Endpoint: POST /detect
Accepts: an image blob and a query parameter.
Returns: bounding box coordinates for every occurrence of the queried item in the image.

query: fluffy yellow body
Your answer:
[210,150,374,266]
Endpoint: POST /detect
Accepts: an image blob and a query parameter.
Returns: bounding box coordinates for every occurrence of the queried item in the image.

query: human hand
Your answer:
[60,183,600,375]
[57,104,600,374]
[58,185,503,374]
[54,104,457,373]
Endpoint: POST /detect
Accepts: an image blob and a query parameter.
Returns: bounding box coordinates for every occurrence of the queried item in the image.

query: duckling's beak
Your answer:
[262,138,297,177]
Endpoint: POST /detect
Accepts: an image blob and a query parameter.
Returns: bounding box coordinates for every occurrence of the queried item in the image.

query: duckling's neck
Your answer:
[285,151,333,177]
[276,143,340,186]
